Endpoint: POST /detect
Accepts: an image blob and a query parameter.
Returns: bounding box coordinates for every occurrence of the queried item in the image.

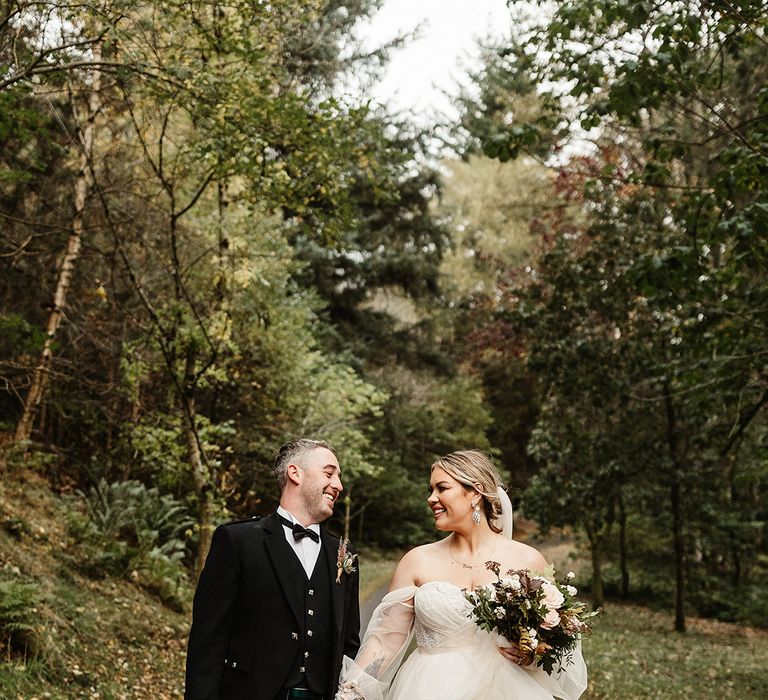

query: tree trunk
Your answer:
[585,522,604,610]
[618,492,630,598]
[183,346,214,577]
[357,504,365,543]
[15,46,102,444]
[663,381,687,633]
[671,477,687,632]
[725,453,741,586]
[343,493,351,541]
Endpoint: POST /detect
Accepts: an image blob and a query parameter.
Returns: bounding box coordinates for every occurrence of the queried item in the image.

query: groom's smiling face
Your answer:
[298,447,343,523]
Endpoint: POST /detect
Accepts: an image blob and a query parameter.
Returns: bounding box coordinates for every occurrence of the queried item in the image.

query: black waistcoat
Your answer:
[282,548,333,693]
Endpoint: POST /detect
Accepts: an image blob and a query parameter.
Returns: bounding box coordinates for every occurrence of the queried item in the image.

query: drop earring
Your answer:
[471,499,481,525]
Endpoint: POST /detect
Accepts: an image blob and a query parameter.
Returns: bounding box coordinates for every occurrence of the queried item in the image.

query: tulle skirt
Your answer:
[387,634,586,700]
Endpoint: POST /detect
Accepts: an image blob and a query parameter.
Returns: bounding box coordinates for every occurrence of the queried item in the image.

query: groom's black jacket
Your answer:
[184,513,360,700]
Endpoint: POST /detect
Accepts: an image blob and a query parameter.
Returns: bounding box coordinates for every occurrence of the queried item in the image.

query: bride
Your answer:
[336,450,588,700]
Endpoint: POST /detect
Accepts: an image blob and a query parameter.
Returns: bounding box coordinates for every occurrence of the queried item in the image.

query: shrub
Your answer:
[67,479,194,608]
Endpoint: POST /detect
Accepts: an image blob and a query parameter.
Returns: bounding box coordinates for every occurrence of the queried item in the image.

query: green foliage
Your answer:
[119,412,235,492]
[0,575,39,662]
[0,0,492,565]
[67,480,193,609]
[343,368,495,548]
[352,464,434,548]
[0,314,46,358]
[0,314,49,431]
[0,87,58,193]
[119,416,189,489]
[0,443,57,479]
[689,577,768,629]
[459,0,768,625]
[435,153,569,491]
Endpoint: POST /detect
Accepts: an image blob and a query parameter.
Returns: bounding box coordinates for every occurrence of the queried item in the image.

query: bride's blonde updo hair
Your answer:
[431,449,505,533]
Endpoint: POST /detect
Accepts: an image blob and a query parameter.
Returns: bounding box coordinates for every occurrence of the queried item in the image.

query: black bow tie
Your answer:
[279,515,320,543]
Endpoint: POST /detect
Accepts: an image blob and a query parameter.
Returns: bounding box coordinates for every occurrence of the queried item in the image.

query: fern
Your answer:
[0,578,39,662]
[68,480,194,608]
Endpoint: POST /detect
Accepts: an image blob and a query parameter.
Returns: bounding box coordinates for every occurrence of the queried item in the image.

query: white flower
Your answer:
[565,585,577,596]
[483,584,498,601]
[527,627,538,639]
[566,571,575,581]
[501,574,522,591]
[541,582,565,611]
[495,607,507,619]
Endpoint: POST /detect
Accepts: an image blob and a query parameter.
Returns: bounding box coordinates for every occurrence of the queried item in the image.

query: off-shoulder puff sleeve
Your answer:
[336,586,416,700]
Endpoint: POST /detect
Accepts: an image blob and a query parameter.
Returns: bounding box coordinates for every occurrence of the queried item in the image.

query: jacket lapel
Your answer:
[263,512,306,626]
[321,528,345,638]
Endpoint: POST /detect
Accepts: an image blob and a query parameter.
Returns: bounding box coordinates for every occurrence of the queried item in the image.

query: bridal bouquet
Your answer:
[465,561,599,674]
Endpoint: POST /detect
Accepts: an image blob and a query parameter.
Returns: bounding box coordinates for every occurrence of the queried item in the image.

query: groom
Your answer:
[185,438,360,700]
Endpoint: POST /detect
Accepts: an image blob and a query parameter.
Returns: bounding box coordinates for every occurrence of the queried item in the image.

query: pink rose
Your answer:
[540,582,565,612]
[541,609,561,630]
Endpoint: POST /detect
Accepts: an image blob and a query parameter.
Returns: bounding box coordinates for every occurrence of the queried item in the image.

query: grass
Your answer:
[582,602,768,699]
[358,548,399,601]
[528,527,768,697]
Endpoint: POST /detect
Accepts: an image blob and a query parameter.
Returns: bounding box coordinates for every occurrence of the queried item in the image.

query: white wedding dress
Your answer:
[337,580,587,700]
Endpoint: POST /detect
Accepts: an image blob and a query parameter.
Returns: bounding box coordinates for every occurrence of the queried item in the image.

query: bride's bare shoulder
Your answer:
[496,537,548,572]
[399,539,447,566]
[389,539,447,589]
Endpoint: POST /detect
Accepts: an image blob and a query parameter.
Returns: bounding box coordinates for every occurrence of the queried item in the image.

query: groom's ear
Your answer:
[286,463,303,486]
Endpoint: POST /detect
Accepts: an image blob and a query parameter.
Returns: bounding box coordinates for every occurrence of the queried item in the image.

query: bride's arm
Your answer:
[336,551,420,700]
[336,587,416,700]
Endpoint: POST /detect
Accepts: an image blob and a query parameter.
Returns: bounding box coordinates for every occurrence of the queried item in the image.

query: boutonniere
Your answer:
[335,538,358,583]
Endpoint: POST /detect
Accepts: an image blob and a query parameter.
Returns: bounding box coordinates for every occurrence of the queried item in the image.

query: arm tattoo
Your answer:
[363,651,386,678]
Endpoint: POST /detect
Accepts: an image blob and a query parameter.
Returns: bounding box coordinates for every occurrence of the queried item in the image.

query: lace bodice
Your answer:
[413,581,478,652]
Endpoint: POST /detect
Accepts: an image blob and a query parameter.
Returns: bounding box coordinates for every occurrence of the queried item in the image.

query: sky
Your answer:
[354,0,514,125]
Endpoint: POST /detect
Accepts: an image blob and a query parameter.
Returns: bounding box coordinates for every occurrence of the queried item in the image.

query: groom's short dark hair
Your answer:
[273,438,336,491]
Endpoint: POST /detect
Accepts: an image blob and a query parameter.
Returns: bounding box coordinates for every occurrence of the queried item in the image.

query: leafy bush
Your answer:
[0,576,40,662]
[688,575,768,628]
[68,479,194,609]
[118,413,236,493]
[0,443,57,477]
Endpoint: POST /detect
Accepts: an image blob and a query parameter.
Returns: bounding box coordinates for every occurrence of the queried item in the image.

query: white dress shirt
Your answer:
[277,506,322,577]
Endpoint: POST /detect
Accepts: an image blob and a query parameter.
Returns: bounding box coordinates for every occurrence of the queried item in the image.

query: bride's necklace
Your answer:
[449,535,497,570]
